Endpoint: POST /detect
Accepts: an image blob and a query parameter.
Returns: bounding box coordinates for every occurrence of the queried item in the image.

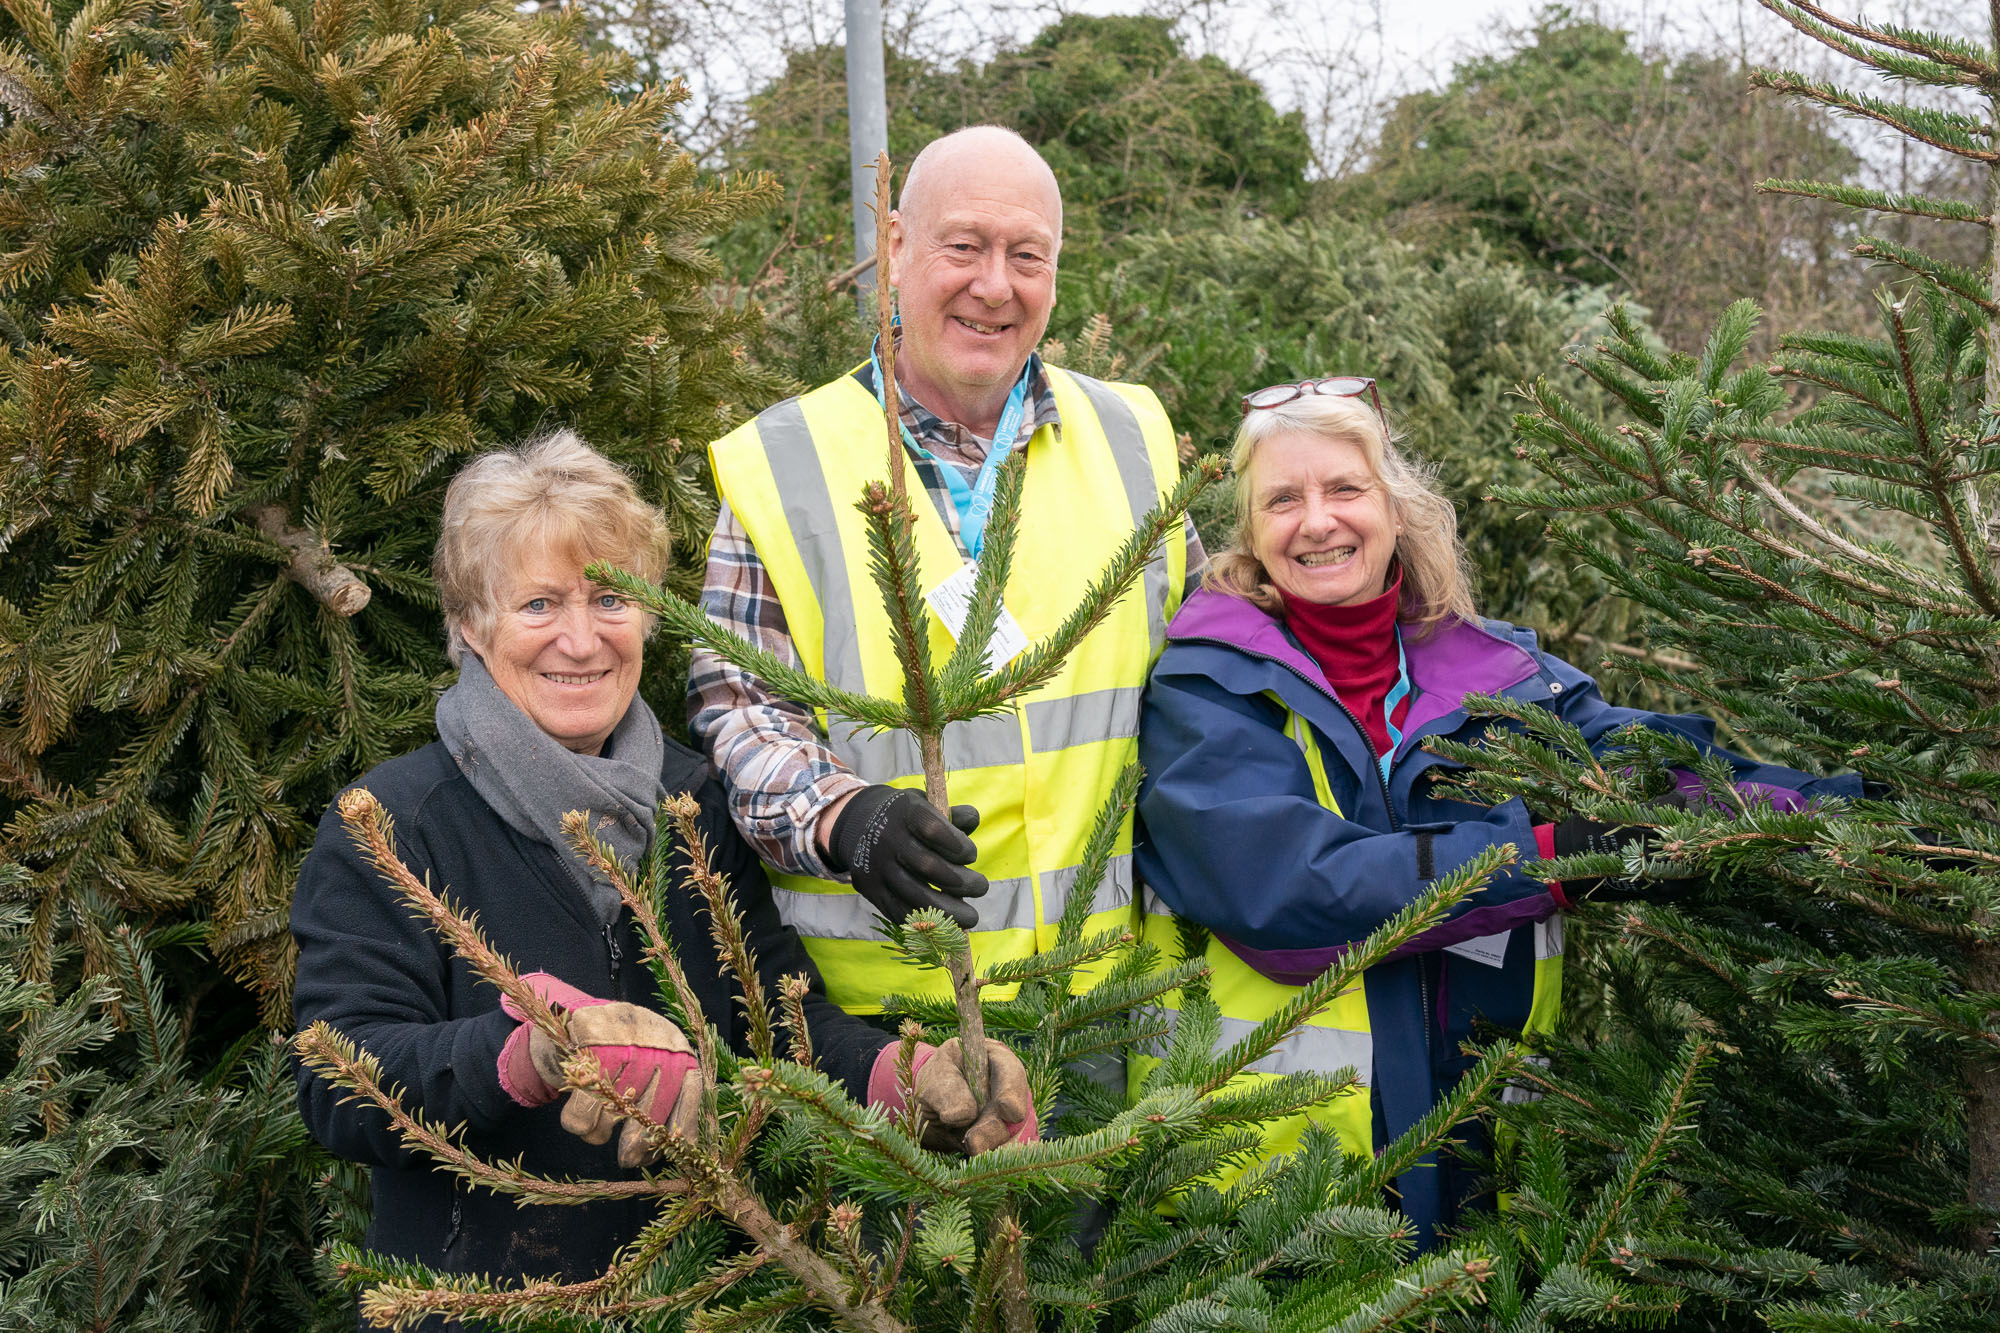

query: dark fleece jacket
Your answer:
[292,737,888,1314]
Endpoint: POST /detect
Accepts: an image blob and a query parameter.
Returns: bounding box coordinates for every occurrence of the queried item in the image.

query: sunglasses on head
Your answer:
[1241,376,1385,429]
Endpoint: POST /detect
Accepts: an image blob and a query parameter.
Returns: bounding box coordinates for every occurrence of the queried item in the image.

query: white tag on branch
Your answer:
[1443,931,1511,968]
[925,562,1030,672]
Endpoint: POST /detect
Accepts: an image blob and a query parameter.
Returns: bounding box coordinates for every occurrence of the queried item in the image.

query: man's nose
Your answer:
[968,248,1011,304]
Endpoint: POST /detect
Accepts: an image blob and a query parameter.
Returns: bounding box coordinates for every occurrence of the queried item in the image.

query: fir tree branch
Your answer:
[1729,454,1978,613]
[1333,1044,1523,1210]
[714,1172,909,1333]
[586,565,909,733]
[662,793,776,1065]
[957,460,1222,717]
[778,973,816,1067]
[1569,1040,1712,1263]
[738,1061,956,1196]
[1750,71,1998,163]
[560,807,724,1128]
[1759,179,1991,228]
[858,483,941,738]
[1202,846,1508,1095]
[1321,1252,1496,1333]
[874,151,906,503]
[1759,0,1997,83]
[1684,547,1882,644]
[936,452,1027,695]
[295,1022,675,1206]
[1885,298,2000,615]
[1850,236,2000,315]
[337,789,580,1062]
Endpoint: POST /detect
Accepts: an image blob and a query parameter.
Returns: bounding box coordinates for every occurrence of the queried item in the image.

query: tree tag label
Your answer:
[1443,931,1510,968]
[925,562,1030,672]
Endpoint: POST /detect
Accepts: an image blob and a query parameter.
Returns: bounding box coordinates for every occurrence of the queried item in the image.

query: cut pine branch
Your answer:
[248,503,371,615]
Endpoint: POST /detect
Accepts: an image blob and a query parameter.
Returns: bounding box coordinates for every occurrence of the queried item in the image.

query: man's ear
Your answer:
[886,211,904,288]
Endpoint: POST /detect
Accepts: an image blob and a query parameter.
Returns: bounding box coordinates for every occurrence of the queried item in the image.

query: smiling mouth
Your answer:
[954,316,1012,335]
[1295,548,1357,568]
[542,670,610,685]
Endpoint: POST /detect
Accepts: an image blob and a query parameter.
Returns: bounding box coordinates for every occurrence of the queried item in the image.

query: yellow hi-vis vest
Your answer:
[708,366,1186,1015]
[1131,697,1563,1187]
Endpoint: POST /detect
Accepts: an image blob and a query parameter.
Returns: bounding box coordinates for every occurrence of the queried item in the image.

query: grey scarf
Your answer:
[435,653,666,924]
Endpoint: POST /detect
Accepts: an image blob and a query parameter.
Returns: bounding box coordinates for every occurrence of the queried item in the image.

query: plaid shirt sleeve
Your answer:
[686,498,865,879]
[1183,516,1209,589]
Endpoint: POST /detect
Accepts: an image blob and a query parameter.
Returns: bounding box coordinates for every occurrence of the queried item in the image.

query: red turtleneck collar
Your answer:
[1279,570,1410,762]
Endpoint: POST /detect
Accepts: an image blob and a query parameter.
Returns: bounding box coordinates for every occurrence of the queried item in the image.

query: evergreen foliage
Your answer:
[290,178,1777,1331]
[1441,1,2000,1318]
[1344,10,1864,347]
[0,0,781,1021]
[0,863,356,1330]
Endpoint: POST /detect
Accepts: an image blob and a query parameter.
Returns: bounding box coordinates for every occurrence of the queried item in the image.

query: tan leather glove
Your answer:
[528,1002,705,1168]
[912,1037,1038,1155]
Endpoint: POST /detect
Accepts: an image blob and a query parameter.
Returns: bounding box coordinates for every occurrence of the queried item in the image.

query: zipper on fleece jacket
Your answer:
[603,921,623,988]
[1174,636,1402,832]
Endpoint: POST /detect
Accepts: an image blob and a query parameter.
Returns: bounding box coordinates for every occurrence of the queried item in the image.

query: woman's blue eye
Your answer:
[598,594,624,610]
[524,597,550,614]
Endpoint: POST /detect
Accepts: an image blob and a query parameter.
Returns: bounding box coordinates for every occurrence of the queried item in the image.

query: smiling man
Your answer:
[692,126,1203,1021]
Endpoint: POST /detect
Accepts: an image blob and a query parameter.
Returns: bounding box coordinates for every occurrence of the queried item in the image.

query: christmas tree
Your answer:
[0,0,780,1023]
[1446,2,2000,1322]
[0,0,781,1322]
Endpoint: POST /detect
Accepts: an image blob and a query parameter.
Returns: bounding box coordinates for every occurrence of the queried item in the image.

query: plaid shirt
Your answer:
[689,350,1206,876]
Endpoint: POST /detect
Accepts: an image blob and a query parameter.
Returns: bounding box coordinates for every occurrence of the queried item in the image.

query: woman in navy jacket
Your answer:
[292,434,1029,1323]
[1133,380,1858,1241]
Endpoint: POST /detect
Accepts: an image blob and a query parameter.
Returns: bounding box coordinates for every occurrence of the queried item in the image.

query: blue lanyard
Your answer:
[867,341,1033,560]
[1379,628,1411,785]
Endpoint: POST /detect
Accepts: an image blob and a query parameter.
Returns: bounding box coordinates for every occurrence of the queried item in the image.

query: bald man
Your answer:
[692,126,1203,1031]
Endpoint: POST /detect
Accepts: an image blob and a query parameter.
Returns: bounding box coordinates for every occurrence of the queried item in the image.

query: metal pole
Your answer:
[844,0,889,293]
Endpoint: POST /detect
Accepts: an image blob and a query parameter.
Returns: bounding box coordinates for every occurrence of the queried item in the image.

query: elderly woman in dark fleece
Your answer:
[1131,380,1860,1242]
[292,433,1032,1318]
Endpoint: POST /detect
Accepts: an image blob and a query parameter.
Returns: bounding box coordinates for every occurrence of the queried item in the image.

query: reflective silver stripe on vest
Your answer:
[1025,687,1141,753]
[772,874,1041,941]
[1142,1008,1372,1083]
[829,711,1025,785]
[1040,851,1134,923]
[1535,915,1564,961]
[753,397,868,692]
[1065,374,1170,659]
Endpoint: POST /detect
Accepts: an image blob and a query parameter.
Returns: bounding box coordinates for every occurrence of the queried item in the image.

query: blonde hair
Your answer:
[1205,391,1477,635]
[434,431,671,665]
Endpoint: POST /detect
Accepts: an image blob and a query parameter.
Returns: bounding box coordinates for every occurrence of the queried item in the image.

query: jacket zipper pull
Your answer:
[444,1180,463,1251]
[603,921,623,984]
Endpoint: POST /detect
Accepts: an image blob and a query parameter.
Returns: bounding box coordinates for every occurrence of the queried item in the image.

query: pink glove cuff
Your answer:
[1532,823,1571,909]
[497,972,609,1108]
[866,1040,938,1113]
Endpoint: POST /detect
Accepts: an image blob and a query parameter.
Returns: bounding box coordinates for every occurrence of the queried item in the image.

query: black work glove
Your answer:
[1550,814,1701,902]
[828,785,987,927]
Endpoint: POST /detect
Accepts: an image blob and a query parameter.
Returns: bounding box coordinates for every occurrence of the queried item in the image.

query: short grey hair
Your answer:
[433,431,671,665]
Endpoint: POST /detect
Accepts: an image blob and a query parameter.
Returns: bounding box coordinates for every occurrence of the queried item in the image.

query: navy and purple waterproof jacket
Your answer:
[1134,587,1860,1239]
